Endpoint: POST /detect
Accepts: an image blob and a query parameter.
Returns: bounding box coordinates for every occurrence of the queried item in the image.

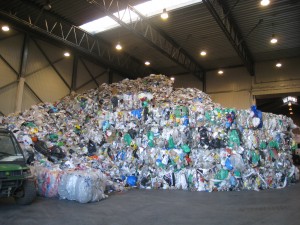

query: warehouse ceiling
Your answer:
[0,0,300,115]
[1,0,299,76]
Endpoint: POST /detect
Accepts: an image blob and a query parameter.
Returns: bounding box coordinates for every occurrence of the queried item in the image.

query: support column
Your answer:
[15,77,25,113]
[15,34,29,113]
[108,69,113,84]
[71,54,78,92]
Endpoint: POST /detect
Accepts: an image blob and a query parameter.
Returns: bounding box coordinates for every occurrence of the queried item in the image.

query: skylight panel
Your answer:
[80,0,200,34]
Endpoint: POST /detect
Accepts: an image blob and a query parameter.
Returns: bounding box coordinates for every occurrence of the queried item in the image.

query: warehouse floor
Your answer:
[0,183,300,225]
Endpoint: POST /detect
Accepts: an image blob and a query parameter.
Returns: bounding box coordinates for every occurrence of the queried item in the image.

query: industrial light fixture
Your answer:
[43,0,52,10]
[115,42,122,50]
[161,8,168,20]
[1,25,9,32]
[270,34,278,44]
[260,0,270,6]
[283,96,297,105]
[218,70,224,75]
[290,111,293,115]
[145,61,150,66]
[170,77,175,81]
[289,107,292,111]
[276,61,282,68]
[64,52,70,57]
[200,51,207,56]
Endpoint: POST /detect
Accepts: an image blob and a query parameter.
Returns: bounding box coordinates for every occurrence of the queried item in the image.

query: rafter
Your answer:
[0,9,154,78]
[88,0,205,81]
[202,0,255,76]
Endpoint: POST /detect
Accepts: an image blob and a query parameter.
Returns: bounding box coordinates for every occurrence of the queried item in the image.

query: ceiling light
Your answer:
[260,0,270,6]
[270,34,278,44]
[2,25,9,32]
[290,111,293,115]
[161,8,169,20]
[64,52,70,57]
[289,107,292,111]
[276,61,282,68]
[115,42,122,50]
[145,61,150,66]
[43,0,52,10]
[218,70,223,75]
[170,77,175,81]
[200,51,207,56]
[288,102,292,106]
[283,96,297,105]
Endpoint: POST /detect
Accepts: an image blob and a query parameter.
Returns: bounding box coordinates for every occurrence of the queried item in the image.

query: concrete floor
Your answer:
[0,184,300,225]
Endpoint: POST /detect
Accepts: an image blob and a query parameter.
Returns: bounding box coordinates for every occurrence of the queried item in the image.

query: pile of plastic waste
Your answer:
[1,74,298,203]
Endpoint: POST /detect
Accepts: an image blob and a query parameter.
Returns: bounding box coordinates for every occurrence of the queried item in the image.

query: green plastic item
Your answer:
[234,170,241,178]
[268,140,279,150]
[251,150,260,165]
[147,131,154,140]
[181,144,191,153]
[123,133,132,146]
[168,136,175,149]
[228,129,240,148]
[259,141,267,150]
[174,106,189,118]
[49,133,58,142]
[215,169,229,180]
[142,101,149,107]
[22,122,36,127]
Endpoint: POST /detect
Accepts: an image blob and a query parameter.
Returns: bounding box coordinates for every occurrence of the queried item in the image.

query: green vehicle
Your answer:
[0,128,36,205]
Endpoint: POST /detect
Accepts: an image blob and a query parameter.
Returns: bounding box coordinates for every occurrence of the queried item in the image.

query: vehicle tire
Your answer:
[14,180,36,205]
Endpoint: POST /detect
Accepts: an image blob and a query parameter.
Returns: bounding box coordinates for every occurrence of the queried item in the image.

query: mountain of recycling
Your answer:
[2,74,298,202]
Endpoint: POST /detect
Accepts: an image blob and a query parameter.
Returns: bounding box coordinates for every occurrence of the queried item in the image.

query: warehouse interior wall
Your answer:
[0,31,122,115]
[206,57,300,110]
[1,30,300,116]
[172,74,203,90]
[206,67,252,109]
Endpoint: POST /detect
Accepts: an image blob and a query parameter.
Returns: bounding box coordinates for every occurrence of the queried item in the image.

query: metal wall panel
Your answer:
[255,57,300,83]
[21,85,41,112]
[26,67,69,103]
[76,81,98,94]
[76,59,92,88]
[54,58,73,87]
[81,59,107,78]
[173,74,203,90]
[206,67,251,93]
[112,73,125,83]
[25,39,49,75]
[0,34,23,73]
[96,73,109,85]
[0,83,17,115]
[210,91,251,110]
[36,39,65,63]
[0,60,17,87]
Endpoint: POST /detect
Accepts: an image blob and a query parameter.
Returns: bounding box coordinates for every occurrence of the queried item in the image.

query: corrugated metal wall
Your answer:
[0,30,117,115]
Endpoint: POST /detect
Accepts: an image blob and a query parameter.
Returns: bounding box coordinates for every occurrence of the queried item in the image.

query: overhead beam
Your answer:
[88,0,205,81]
[0,9,154,78]
[202,0,255,76]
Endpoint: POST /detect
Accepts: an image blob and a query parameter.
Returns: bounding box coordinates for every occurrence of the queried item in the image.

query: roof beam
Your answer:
[88,0,205,81]
[0,9,155,78]
[202,0,255,76]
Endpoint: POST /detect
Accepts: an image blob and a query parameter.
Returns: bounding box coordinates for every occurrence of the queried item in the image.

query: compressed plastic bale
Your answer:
[35,165,62,198]
[58,170,107,203]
